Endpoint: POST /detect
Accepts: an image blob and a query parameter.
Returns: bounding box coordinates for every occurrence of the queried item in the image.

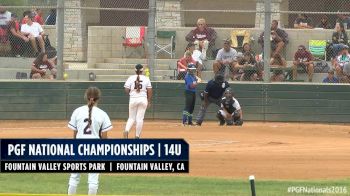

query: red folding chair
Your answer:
[122,26,145,58]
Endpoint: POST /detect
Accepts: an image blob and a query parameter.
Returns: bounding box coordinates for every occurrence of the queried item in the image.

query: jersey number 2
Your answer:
[83,118,92,134]
[134,81,142,89]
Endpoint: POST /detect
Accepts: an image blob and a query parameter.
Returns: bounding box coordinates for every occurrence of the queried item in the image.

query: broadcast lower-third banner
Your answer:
[0,161,189,173]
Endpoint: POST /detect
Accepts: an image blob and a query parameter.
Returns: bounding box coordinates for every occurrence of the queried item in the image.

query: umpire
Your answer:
[196,74,229,126]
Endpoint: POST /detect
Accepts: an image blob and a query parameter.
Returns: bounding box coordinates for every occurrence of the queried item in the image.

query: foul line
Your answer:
[189,139,239,147]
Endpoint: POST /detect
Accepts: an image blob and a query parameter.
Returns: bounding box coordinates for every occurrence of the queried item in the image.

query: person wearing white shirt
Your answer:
[20,14,45,54]
[0,6,11,27]
[123,64,152,139]
[213,39,239,80]
[67,87,113,195]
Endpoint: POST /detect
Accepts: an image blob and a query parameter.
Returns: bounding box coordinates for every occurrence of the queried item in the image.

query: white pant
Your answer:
[68,173,99,195]
[125,97,148,137]
[219,109,233,119]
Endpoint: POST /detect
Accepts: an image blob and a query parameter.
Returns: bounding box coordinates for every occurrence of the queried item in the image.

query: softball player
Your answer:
[182,63,198,125]
[67,86,113,195]
[217,88,243,126]
[124,64,152,139]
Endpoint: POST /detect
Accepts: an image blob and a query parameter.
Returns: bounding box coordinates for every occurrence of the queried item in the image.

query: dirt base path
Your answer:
[1,120,350,180]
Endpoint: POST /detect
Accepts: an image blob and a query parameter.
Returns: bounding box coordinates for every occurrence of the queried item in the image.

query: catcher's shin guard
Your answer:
[234,117,243,126]
[216,111,225,126]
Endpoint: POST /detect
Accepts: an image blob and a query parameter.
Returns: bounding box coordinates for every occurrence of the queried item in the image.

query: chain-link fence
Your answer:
[0,0,350,83]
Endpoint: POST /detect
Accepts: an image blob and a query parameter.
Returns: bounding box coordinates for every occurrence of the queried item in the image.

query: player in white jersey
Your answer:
[124,64,152,139]
[67,86,113,195]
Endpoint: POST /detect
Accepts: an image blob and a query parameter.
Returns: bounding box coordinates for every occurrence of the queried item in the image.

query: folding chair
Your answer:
[155,30,176,58]
[309,40,327,60]
[230,30,251,51]
[309,40,330,73]
[122,26,145,58]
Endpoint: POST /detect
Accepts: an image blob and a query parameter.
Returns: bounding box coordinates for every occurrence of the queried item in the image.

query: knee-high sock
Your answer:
[68,185,77,195]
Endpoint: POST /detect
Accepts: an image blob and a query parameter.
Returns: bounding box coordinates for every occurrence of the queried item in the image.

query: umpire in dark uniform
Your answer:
[196,74,229,126]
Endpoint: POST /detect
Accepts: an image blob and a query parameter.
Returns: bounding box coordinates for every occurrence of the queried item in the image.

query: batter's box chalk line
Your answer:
[189,139,239,147]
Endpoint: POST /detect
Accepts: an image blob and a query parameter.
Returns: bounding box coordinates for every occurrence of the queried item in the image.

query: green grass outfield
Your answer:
[0,174,349,196]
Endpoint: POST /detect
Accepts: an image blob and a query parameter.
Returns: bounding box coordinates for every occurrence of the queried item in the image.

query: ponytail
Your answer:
[87,98,94,127]
[136,71,141,93]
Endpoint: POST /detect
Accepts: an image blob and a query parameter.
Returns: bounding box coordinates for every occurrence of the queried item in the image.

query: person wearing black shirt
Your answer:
[195,74,229,126]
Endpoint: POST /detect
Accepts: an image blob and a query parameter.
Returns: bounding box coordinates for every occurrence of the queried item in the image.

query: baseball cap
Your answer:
[298,45,306,50]
[328,69,335,74]
[11,13,17,18]
[223,39,231,45]
[341,45,349,50]
[28,13,35,19]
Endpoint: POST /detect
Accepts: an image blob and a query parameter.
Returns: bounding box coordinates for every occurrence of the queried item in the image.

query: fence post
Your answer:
[263,0,271,82]
[147,0,156,81]
[56,0,64,80]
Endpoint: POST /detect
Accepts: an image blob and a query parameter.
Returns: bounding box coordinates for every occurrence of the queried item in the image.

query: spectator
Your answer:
[332,23,348,45]
[21,10,32,25]
[293,45,314,82]
[185,43,204,78]
[0,5,11,44]
[195,74,229,126]
[270,53,287,82]
[21,14,45,55]
[185,18,217,60]
[322,69,339,83]
[238,52,258,81]
[336,13,350,29]
[45,9,56,25]
[294,14,313,29]
[34,8,44,25]
[0,5,11,27]
[242,42,255,57]
[334,46,350,82]
[317,15,332,29]
[177,51,197,80]
[258,20,289,57]
[30,52,57,79]
[213,39,238,80]
[330,23,349,66]
[8,13,30,57]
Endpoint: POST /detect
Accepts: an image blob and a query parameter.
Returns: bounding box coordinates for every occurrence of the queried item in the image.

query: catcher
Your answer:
[217,88,243,126]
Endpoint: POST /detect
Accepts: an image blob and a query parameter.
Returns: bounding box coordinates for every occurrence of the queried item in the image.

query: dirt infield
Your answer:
[1,120,350,180]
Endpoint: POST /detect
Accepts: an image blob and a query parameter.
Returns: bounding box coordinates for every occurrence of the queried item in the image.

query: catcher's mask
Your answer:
[224,88,233,99]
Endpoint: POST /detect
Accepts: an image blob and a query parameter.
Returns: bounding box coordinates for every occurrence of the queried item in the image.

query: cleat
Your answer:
[135,136,140,139]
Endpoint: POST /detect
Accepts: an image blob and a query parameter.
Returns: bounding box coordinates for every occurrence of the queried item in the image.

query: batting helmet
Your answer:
[187,63,196,75]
